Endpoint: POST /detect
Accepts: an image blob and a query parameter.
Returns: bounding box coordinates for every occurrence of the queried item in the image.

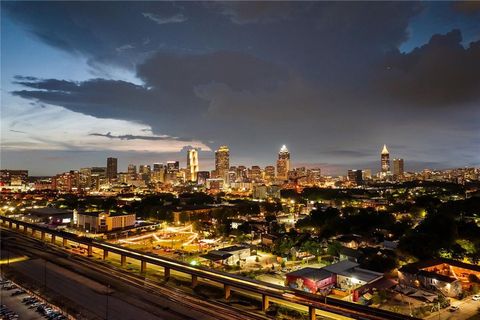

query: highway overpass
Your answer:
[0,215,418,320]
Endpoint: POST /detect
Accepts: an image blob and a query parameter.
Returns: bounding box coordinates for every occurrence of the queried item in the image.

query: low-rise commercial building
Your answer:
[287,260,384,301]
[398,258,480,298]
[73,210,136,233]
[286,268,336,294]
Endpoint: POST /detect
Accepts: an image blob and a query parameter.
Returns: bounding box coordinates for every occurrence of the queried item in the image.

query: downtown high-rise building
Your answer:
[347,169,363,185]
[381,144,390,174]
[215,146,230,182]
[187,149,199,181]
[264,165,276,182]
[127,164,137,175]
[276,145,290,181]
[106,157,117,181]
[393,158,404,177]
[166,161,179,173]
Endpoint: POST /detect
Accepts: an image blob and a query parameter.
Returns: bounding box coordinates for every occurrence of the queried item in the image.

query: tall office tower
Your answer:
[79,168,92,189]
[166,161,180,173]
[362,169,372,180]
[127,164,137,175]
[228,170,237,184]
[381,144,390,174]
[106,157,118,181]
[139,164,151,182]
[153,163,166,183]
[249,166,262,182]
[197,171,210,185]
[348,169,363,185]
[91,167,107,178]
[236,165,247,181]
[393,158,404,177]
[264,166,276,182]
[187,149,199,181]
[215,146,230,182]
[153,163,164,172]
[276,145,290,181]
[307,168,322,184]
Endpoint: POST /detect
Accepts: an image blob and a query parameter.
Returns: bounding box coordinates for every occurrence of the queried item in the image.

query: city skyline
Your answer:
[1,2,480,175]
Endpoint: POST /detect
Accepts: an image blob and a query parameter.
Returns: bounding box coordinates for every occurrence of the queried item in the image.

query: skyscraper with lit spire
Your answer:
[381,144,390,174]
[276,145,290,181]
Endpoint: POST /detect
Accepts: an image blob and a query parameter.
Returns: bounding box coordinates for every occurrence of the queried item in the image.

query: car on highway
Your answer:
[448,306,459,312]
[473,294,480,301]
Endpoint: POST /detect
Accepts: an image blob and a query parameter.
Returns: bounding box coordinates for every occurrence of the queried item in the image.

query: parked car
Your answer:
[449,306,459,312]
[11,289,25,296]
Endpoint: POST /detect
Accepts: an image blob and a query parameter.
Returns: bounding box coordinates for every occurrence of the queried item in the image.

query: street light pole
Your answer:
[44,259,47,291]
[105,284,110,320]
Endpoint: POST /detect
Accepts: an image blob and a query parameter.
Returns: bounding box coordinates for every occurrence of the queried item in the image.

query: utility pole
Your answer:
[44,260,47,291]
[105,283,110,320]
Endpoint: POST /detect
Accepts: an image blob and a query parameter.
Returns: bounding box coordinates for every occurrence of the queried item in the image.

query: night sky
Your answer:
[1,1,479,176]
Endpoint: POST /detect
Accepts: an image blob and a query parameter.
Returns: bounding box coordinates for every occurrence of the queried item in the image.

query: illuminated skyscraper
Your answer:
[381,144,390,174]
[106,157,117,181]
[166,161,179,173]
[215,146,230,182]
[276,145,290,181]
[264,166,276,182]
[127,164,137,175]
[187,149,199,181]
[393,158,404,177]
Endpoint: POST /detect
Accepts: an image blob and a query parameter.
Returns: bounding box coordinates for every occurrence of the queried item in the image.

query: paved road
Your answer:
[425,297,480,320]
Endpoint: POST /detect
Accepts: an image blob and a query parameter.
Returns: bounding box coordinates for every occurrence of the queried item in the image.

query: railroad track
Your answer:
[2,228,268,320]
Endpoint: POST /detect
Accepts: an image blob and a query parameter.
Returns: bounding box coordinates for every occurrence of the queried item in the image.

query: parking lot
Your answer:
[1,278,67,320]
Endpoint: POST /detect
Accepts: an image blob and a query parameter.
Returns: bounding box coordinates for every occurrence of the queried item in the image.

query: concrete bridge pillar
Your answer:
[262,294,269,312]
[62,238,68,247]
[51,235,56,244]
[309,306,316,320]
[224,284,231,300]
[120,255,126,266]
[164,267,170,281]
[140,260,147,273]
[87,245,93,256]
[103,250,108,260]
[40,231,45,241]
[191,275,198,288]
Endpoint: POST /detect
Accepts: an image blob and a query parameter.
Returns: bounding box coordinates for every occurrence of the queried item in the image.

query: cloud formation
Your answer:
[2,1,480,173]
[89,132,187,142]
[142,12,187,25]
[379,29,480,107]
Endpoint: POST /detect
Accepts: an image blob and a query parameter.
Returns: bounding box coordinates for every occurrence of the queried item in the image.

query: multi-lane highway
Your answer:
[0,216,419,320]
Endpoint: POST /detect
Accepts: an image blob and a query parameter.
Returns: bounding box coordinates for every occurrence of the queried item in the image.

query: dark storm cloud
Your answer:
[2,1,202,69]
[379,30,480,107]
[12,78,154,120]
[12,50,288,141]
[210,2,305,24]
[4,2,480,171]
[452,1,480,14]
[137,50,288,92]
